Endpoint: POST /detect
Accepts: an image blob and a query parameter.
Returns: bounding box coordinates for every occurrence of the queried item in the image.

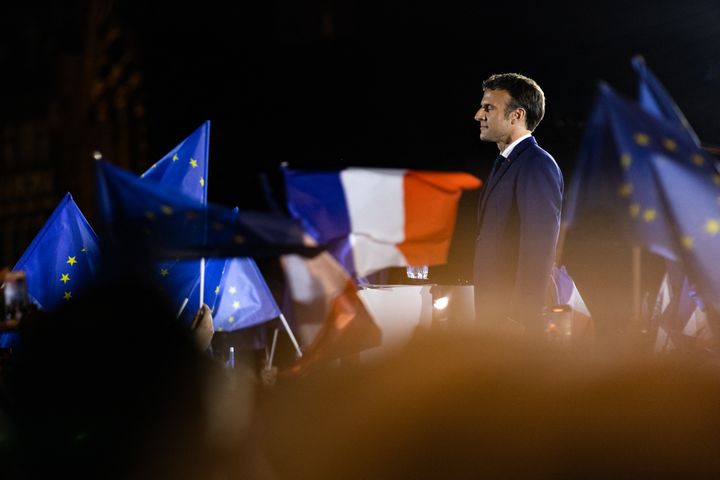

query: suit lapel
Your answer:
[477,136,537,225]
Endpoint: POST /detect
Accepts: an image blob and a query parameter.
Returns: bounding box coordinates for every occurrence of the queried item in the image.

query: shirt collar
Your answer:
[500,133,532,159]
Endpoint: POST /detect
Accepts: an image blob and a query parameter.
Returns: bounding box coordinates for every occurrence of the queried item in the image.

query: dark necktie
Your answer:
[478,153,506,224]
[488,153,506,182]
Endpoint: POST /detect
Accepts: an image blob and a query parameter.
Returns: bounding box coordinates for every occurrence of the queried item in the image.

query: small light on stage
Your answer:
[92,150,103,160]
[433,296,449,310]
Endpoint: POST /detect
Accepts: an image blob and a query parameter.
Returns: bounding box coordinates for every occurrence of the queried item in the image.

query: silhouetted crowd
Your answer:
[1,271,720,479]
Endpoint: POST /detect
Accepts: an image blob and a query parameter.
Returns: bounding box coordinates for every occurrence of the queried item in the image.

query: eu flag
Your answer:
[209,257,281,332]
[632,55,700,147]
[96,160,316,259]
[153,257,224,325]
[141,122,212,317]
[580,84,717,262]
[648,155,720,313]
[13,193,100,310]
[141,121,210,203]
[563,91,627,231]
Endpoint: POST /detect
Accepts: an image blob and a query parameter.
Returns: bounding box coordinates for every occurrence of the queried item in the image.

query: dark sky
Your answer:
[126,0,720,200]
[4,1,720,187]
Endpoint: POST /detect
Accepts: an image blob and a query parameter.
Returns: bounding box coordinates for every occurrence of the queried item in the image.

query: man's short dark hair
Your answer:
[483,73,545,132]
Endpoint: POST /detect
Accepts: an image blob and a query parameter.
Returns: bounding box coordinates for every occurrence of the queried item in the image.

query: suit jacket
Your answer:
[474,136,563,331]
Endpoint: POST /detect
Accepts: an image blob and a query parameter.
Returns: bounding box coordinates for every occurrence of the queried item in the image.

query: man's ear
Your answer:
[512,108,527,125]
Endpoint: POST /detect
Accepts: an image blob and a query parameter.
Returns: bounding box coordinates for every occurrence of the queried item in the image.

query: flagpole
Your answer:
[200,120,210,310]
[556,222,568,264]
[199,257,205,307]
[632,246,642,325]
[177,297,189,319]
[267,327,280,367]
[278,313,303,357]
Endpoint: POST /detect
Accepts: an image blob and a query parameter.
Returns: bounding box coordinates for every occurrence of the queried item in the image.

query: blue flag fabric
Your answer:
[648,155,720,312]
[154,258,224,325]
[141,121,210,203]
[632,56,700,147]
[598,83,689,261]
[156,255,280,331]
[210,257,281,332]
[563,93,626,230]
[566,83,716,263]
[13,193,100,310]
[141,122,212,319]
[633,56,711,321]
[96,160,317,259]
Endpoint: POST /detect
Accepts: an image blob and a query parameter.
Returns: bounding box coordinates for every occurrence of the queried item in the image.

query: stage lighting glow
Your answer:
[433,296,449,310]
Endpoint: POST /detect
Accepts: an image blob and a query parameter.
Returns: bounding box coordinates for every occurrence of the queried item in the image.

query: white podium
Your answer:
[357,284,475,360]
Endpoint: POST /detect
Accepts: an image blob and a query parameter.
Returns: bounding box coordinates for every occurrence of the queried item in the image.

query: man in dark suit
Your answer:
[473,73,563,336]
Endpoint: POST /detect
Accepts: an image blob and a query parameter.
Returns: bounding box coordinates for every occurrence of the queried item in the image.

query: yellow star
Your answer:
[232,301,241,309]
[172,153,179,161]
[228,316,235,324]
[145,211,156,221]
[692,154,705,166]
[643,209,657,222]
[629,203,640,218]
[705,219,720,235]
[229,286,237,294]
[189,158,198,168]
[233,235,245,244]
[60,273,70,284]
[214,286,220,294]
[634,133,650,146]
[64,291,72,300]
[662,138,677,151]
[160,268,169,277]
[682,235,694,250]
[620,153,632,170]
[161,205,173,216]
[714,175,720,186]
[618,182,633,198]
[67,256,77,266]
[199,177,205,187]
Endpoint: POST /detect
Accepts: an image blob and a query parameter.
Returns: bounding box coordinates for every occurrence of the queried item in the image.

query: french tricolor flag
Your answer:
[284,168,481,277]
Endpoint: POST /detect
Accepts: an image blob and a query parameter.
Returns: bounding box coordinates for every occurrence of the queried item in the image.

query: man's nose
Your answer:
[474,109,484,121]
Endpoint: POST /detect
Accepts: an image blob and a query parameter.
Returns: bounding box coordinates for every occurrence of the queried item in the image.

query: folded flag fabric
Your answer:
[210,257,281,332]
[548,265,593,339]
[632,56,700,147]
[155,257,224,325]
[96,160,318,259]
[13,193,100,310]
[141,120,210,203]
[141,121,212,318]
[652,265,712,352]
[284,167,481,276]
[648,155,720,315]
[281,252,382,373]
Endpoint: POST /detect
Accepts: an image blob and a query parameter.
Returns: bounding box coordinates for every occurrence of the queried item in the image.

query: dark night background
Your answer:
[1,0,719,282]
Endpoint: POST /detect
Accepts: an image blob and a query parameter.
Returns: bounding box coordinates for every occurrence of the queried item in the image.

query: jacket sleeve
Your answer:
[512,152,563,330]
